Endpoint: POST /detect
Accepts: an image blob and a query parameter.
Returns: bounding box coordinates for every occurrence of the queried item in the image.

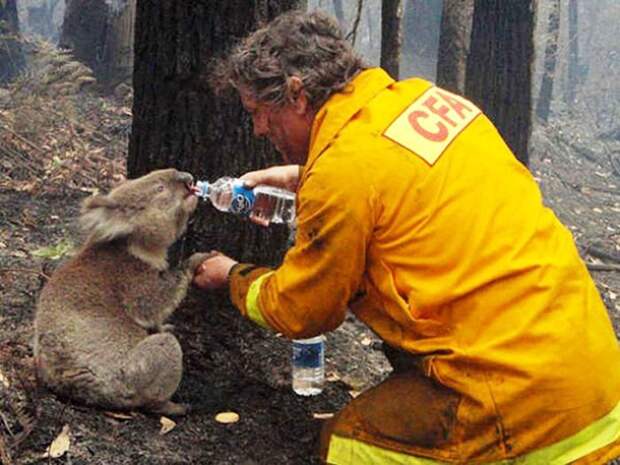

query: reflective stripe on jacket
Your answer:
[229,68,620,461]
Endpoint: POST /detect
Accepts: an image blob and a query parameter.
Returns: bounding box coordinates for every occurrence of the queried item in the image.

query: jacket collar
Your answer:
[304,68,395,175]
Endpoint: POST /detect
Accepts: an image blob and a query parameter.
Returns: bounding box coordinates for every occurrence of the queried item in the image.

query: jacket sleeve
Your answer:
[229,155,375,339]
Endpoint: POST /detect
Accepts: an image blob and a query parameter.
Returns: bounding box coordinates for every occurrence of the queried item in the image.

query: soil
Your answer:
[1,61,620,465]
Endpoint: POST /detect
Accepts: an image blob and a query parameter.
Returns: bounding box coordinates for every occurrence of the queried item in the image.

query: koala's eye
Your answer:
[157,185,165,193]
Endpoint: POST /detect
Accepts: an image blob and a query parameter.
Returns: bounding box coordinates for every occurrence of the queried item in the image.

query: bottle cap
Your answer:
[194,180,209,198]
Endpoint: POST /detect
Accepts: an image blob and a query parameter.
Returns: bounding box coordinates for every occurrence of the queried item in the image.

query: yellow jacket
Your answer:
[229,68,620,462]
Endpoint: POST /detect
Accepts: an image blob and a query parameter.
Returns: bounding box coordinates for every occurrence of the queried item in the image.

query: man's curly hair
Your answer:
[210,10,366,110]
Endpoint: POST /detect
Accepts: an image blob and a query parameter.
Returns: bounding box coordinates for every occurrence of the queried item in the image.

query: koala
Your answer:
[34,169,210,416]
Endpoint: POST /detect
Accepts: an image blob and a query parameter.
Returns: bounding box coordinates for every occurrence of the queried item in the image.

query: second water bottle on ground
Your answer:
[292,336,325,396]
[195,176,295,225]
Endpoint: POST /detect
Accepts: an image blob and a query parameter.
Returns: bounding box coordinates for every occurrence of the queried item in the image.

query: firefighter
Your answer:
[194,10,620,464]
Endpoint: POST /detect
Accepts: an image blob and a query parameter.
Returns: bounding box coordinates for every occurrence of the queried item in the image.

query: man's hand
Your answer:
[240,165,302,193]
[192,251,238,290]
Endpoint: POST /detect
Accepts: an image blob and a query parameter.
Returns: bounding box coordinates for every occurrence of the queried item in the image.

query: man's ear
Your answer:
[286,76,308,115]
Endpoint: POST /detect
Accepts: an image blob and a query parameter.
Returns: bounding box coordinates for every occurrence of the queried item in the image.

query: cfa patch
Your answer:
[383,86,481,166]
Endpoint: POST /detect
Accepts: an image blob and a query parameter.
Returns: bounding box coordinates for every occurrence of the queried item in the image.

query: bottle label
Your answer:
[230,183,255,216]
[292,340,324,369]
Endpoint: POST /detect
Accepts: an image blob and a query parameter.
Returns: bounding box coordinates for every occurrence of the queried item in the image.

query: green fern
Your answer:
[31,239,74,260]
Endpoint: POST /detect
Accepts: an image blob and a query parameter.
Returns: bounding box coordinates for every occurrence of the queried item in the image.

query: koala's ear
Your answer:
[80,194,134,244]
[82,194,118,210]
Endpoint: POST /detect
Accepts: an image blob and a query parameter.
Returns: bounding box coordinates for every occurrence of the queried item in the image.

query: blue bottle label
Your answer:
[292,340,324,369]
[230,183,255,216]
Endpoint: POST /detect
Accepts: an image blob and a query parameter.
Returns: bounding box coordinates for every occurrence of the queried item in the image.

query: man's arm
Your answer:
[229,162,375,339]
[240,164,303,193]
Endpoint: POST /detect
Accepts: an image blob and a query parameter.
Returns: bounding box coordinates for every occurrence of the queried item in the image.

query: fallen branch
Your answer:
[0,432,13,465]
[0,118,45,154]
[582,184,620,196]
[586,262,620,272]
[587,245,620,264]
[0,142,41,178]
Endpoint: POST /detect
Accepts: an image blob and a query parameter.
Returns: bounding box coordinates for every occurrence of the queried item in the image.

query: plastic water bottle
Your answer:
[292,336,325,396]
[194,177,295,225]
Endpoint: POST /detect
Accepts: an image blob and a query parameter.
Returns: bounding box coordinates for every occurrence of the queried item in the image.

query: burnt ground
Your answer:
[1,54,620,464]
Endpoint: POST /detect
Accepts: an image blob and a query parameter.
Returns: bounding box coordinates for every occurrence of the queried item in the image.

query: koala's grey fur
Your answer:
[34,169,210,416]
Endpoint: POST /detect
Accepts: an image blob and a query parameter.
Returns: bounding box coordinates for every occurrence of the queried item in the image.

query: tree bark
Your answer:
[380,0,402,79]
[436,0,473,94]
[0,0,25,84]
[465,0,535,167]
[535,0,560,123]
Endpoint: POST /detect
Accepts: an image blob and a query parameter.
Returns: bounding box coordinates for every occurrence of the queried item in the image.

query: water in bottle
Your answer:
[292,336,325,396]
[252,185,296,225]
[194,177,295,225]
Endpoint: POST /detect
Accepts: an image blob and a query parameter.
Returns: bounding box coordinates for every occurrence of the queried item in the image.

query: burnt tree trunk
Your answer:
[465,0,535,166]
[129,6,329,456]
[565,0,579,105]
[0,0,25,84]
[380,0,402,79]
[60,0,110,78]
[535,0,560,123]
[129,1,306,263]
[128,0,304,330]
[436,0,473,94]
[104,0,135,88]
[60,0,135,89]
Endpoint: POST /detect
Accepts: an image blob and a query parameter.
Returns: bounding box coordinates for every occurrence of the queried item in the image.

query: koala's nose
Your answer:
[176,171,194,184]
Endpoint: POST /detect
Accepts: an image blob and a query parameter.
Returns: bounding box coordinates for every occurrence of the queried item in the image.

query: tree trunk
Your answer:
[565,0,579,105]
[60,0,110,77]
[128,1,306,382]
[380,0,402,79]
[465,0,535,167]
[0,0,25,84]
[129,1,306,265]
[60,0,135,89]
[535,0,560,123]
[332,0,345,29]
[104,0,136,88]
[436,0,473,94]
[401,0,442,80]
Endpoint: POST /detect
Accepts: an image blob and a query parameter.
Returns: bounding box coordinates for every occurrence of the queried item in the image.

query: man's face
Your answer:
[240,89,313,165]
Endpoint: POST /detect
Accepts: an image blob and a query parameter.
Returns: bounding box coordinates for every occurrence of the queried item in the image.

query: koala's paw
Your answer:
[186,251,218,274]
[158,323,175,333]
